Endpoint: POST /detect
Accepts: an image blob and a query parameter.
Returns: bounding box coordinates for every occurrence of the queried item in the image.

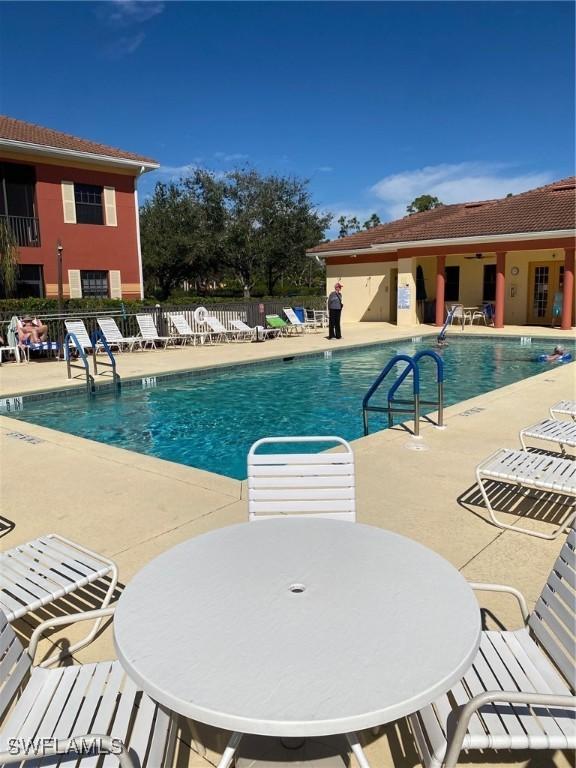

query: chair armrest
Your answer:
[0,733,134,768]
[444,691,576,768]
[28,606,116,666]
[468,582,530,623]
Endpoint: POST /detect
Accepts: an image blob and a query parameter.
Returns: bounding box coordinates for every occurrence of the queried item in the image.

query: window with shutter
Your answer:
[68,269,82,298]
[61,182,77,224]
[109,270,122,298]
[104,187,117,226]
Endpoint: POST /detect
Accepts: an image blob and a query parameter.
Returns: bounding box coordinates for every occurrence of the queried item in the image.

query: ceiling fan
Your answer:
[464,253,490,259]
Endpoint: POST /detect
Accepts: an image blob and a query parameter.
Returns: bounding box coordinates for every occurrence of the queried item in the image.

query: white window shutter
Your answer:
[61,181,76,223]
[109,270,122,298]
[104,186,117,226]
[68,270,82,298]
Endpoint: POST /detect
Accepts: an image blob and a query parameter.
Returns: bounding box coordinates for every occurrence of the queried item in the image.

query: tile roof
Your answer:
[309,177,576,253]
[0,115,158,166]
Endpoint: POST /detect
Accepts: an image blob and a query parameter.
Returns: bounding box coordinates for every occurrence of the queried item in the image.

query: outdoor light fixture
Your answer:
[511,266,520,276]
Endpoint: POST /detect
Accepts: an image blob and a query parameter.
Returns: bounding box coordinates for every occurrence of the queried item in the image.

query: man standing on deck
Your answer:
[327,282,344,340]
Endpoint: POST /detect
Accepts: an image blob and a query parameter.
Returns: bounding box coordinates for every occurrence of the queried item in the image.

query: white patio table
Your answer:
[114,519,481,741]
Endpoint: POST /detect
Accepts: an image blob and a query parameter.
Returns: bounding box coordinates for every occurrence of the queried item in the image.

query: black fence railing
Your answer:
[1,215,41,247]
[0,297,327,346]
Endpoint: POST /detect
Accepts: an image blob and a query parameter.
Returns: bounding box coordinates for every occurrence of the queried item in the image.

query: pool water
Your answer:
[7,337,574,479]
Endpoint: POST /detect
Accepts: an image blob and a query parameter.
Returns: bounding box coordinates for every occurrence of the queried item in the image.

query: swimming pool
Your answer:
[6,336,574,479]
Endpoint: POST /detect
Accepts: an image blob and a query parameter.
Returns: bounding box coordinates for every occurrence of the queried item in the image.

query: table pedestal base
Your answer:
[236,735,349,767]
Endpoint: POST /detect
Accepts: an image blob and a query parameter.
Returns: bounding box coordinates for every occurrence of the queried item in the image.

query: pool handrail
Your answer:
[64,332,95,395]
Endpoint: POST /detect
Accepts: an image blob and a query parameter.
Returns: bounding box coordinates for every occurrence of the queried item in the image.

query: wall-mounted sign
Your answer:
[398,286,411,310]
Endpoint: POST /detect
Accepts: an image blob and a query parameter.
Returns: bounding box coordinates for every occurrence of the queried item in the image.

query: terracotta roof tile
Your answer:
[0,115,158,166]
[310,177,576,253]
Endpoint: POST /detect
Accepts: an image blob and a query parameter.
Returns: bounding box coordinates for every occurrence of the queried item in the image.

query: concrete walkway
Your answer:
[0,321,574,768]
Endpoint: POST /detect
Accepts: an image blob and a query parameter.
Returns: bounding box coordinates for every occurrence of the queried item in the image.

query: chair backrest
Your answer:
[529,527,575,688]
[168,313,193,335]
[283,308,303,325]
[230,319,251,332]
[97,317,124,341]
[136,314,159,339]
[206,316,227,333]
[0,610,31,720]
[265,315,287,329]
[449,304,464,318]
[247,436,356,522]
[64,320,92,349]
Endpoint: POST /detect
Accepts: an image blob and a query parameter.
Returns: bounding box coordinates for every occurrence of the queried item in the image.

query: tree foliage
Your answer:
[406,195,443,214]
[0,219,19,298]
[140,168,330,298]
[337,213,381,238]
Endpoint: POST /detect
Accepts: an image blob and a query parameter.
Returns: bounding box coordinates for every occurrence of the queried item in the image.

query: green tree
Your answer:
[406,195,443,214]
[0,219,19,298]
[337,216,361,238]
[363,213,381,229]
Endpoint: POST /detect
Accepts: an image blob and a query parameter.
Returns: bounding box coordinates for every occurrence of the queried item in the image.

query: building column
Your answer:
[435,255,446,326]
[561,247,575,330]
[494,251,506,329]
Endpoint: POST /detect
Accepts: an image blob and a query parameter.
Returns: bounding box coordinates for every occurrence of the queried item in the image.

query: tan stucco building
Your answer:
[308,178,576,330]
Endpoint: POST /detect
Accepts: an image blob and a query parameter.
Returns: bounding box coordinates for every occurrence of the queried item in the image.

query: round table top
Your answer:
[114,520,481,737]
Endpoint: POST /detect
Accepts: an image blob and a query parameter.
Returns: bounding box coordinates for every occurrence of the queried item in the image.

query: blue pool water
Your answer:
[7,337,575,479]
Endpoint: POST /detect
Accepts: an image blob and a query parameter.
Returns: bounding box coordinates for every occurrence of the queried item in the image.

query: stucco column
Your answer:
[435,255,446,326]
[561,247,575,330]
[494,251,506,329]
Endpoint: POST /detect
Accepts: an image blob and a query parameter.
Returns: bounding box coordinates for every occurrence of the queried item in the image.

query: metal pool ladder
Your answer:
[362,350,445,437]
[64,330,121,396]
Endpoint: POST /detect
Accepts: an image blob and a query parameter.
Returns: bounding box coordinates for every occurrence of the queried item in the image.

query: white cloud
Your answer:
[102,1,165,26]
[317,166,334,173]
[371,162,554,220]
[214,152,249,163]
[105,31,146,58]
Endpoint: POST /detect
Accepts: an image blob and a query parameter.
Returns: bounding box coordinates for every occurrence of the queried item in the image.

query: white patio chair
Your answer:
[64,319,104,353]
[229,319,280,340]
[0,607,176,768]
[136,313,180,349]
[475,447,576,539]
[97,317,142,352]
[408,528,576,768]
[550,400,576,420]
[447,304,471,326]
[247,436,356,522]
[520,418,576,454]
[0,533,118,667]
[470,307,487,325]
[167,312,207,345]
[282,307,306,333]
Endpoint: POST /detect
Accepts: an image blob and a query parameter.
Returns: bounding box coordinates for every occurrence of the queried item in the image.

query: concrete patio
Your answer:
[0,321,574,768]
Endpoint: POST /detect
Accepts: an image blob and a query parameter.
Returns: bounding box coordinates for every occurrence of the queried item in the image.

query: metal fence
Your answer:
[0,297,327,342]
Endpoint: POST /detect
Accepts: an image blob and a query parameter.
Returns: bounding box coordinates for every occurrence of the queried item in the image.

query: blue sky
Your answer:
[1,1,574,236]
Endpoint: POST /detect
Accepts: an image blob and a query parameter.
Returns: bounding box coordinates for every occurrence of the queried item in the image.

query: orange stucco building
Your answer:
[309,179,576,331]
[0,116,159,300]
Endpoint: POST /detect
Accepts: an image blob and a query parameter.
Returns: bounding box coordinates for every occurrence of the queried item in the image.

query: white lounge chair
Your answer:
[520,418,576,454]
[247,436,356,522]
[0,533,118,666]
[64,319,104,353]
[475,447,576,539]
[229,319,280,340]
[136,314,180,349]
[282,307,306,333]
[408,528,576,768]
[550,400,576,420]
[205,315,238,342]
[0,607,176,768]
[97,317,142,352]
[167,312,207,345]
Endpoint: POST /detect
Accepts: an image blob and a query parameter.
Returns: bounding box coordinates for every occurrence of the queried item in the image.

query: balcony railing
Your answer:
[0,214,41,247]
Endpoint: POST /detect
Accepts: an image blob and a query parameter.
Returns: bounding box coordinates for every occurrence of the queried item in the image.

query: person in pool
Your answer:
[543,345,567,362]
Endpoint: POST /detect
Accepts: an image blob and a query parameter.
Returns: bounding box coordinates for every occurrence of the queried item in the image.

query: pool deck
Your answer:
[1,321,575,768]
